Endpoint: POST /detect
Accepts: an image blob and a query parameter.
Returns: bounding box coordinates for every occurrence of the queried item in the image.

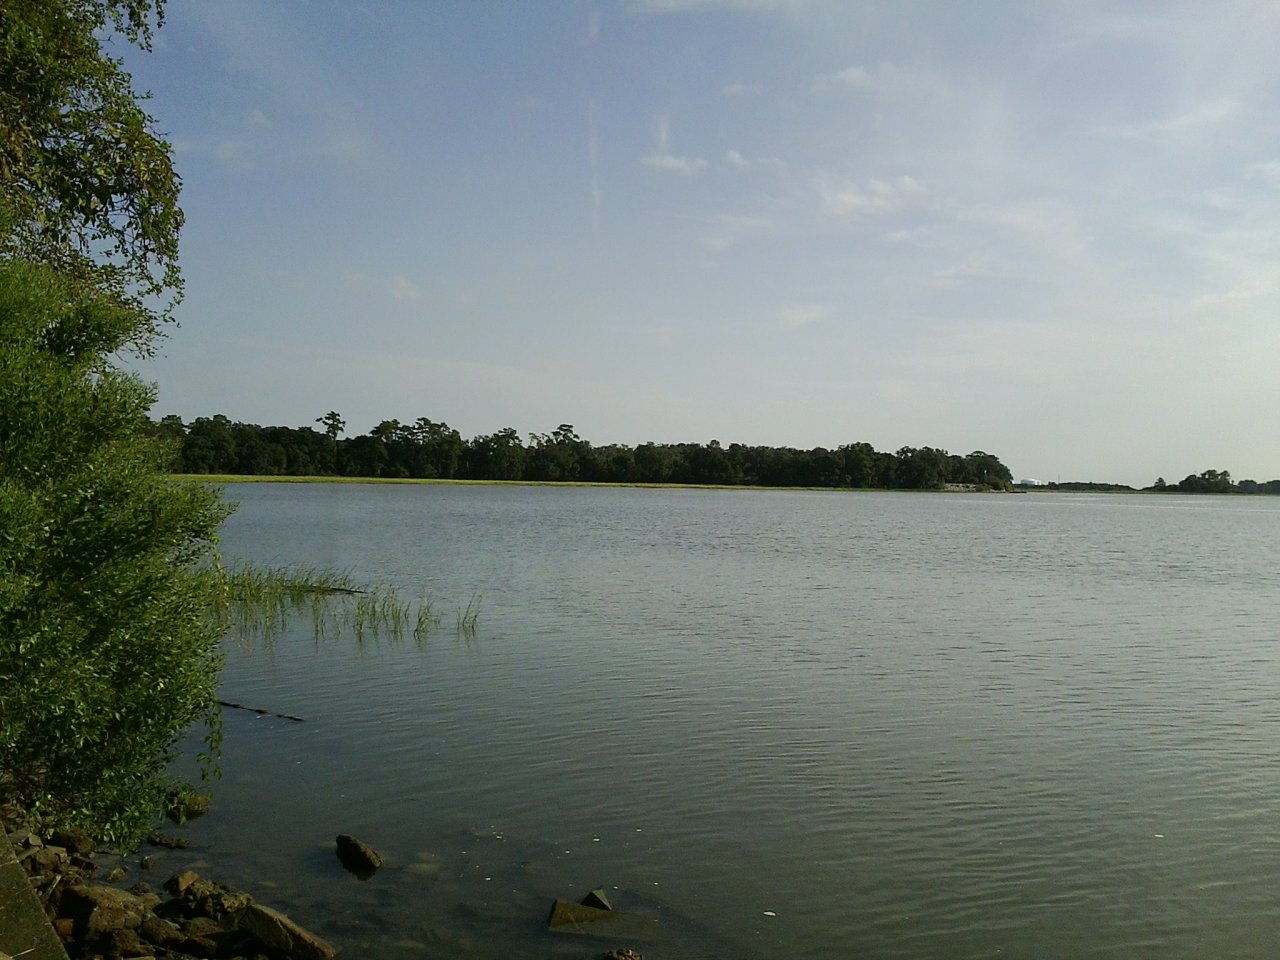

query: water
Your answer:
[168,485,1280,958]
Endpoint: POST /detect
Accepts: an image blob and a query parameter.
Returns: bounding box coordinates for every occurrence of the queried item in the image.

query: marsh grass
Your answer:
[456,594,481,638]
[222,563,477,647]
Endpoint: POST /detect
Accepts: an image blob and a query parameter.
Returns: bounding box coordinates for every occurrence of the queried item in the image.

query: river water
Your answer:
[170,484,1280,959]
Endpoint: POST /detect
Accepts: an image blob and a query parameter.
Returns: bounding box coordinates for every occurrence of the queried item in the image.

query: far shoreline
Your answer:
[169,474,1027,494]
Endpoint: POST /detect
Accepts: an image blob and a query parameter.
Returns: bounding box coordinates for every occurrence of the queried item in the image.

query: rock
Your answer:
[105,865,127,883]
[165,788,210,823]
[106,925,143,957]
[61,882,149,940]
[235,902,339,960]
[50,826,96,857]
[147,831,190,849]
[24,845,65,875]
[7,827,38,848]
[335,834,383,876]
[164,870,201,898]
[600,951,643,960]
[179,914,248,955]
[139,913,185,948]
[164,871,254,920]
[547,899,659,941]
[582,888,612,911]
[140,855,155,871]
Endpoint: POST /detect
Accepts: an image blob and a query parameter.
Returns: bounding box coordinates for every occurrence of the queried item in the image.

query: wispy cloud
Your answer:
[722,82,762,96]
[632,0,807,13]
[389,277,420,302]
[813,62,923,96]
[641,116,707,174]
[778,303,830,329]
[817,175,925,219]
[187,4,374,168]
[1249,161,1280,187]
[702,213,773,252]
[1096,97,1238,140]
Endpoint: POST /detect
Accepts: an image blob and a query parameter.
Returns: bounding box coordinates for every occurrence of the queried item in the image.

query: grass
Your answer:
[220,563,478,647]
[456,594,481,638]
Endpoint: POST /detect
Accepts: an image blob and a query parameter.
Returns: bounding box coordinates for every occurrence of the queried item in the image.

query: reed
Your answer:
[222,563,478,646]
[456,594,481,638]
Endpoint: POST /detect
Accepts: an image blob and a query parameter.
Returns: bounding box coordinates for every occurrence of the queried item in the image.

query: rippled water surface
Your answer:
[170,485,1280,959]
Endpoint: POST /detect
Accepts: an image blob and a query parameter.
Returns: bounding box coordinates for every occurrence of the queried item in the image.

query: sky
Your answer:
[115,0,1280,487]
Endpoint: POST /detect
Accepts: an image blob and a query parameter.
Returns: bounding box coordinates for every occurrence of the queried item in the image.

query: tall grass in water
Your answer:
[456,594,481,638]
[221,563,477,647]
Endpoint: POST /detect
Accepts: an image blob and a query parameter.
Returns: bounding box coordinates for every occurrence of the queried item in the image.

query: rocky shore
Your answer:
[3,805,652,960]
[3,806,338,960]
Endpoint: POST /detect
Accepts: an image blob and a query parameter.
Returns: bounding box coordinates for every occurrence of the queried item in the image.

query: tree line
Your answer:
[155,413,1016,491]
[1147,470,1280,495]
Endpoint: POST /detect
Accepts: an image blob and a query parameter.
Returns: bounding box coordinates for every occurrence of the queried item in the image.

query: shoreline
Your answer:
[170,473,1022,493]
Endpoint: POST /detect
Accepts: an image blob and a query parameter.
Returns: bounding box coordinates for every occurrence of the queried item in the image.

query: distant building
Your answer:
[1017,478,1043,487]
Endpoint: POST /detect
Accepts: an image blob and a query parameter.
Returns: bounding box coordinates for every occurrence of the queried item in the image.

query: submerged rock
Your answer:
[165,788,211,823]
[236,901,340,960]
[547,898,659,941]
[335,834,383,876]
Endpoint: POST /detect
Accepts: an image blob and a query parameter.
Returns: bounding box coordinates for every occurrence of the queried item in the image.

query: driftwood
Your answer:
[217,700,305,722]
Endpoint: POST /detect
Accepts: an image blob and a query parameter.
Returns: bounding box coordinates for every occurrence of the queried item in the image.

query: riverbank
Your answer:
[172,473,1019,493]
[2,805,337,960]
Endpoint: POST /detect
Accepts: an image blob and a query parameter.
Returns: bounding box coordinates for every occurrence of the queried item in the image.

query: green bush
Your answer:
[0,259,229,846]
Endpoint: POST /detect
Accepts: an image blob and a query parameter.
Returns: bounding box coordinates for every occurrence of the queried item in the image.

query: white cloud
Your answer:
[641,115,707,174]
[778,303,830,329]
[246,109,272,129]
[642,154,709,174]
[1247,161,1280,187]
[702,213,773,252]
[389,277,420,302]
[724,149,750,168]
[722,82,762,96]
[817,175,924,219]
[813,62,921,96]
[631,0,807,13]
[324,135,373,163]
[1097,97,1238,140]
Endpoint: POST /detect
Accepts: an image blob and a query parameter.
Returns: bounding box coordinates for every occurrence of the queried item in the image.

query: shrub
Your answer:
[0,259,229,845]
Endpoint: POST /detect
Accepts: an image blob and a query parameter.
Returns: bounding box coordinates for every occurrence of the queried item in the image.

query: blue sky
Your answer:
[119,0,1280,486]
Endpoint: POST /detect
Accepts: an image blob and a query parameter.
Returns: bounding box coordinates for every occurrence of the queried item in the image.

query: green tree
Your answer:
[465,427,525,480]
[0,260,228,844]
[316,411,345,440]
[1,0,183,343]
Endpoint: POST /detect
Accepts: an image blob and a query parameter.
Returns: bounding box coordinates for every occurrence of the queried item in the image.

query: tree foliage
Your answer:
[0,259,228,844]
[0,0,181,343]
[161,414,1016,492]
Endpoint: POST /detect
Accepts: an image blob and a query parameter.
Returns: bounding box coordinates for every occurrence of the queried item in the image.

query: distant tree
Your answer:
[464,427,525,480]
[896,446,948,490]
[1175,469,1233,494]
[316,411,345,440]
[526,424,589,481]
[633,442,681,483]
